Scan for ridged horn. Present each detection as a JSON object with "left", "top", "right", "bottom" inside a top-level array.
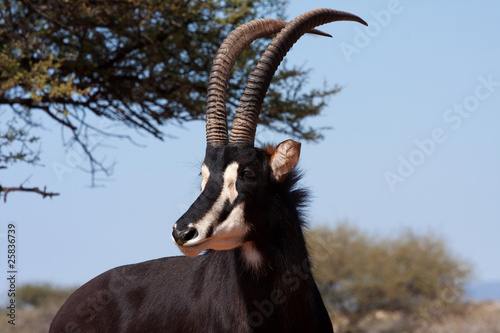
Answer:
[
  {"left": 229, "top": 8, "right": 367, "bottom": 145},
  {"left": 206, "top": 19, "right": 289, "bottom": 146},
  {"left": 205, "top": 19, "right": 333, "bottom": 146}
]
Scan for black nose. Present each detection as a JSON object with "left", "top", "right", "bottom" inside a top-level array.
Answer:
[{"left": 172, "top": 227, "right": 198, "bottom": 246}]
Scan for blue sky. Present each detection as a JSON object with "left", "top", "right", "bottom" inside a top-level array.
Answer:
[{"left": 1, "top": 0, "right": 499, "bottom": 293}]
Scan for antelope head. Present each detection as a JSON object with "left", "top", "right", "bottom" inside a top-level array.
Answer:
[{"left": 172, "top": 9, "right": 367, "bottom": 259}]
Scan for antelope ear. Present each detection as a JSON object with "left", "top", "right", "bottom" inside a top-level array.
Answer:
[{"left": 270, "top": 140, "right": 301, "bottom": 183}]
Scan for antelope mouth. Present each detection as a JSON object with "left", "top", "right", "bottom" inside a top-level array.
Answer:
[
  {"left": 176, "top": 238, "right": 210, "bottom": 257},
  {"left": 176, "top": 234, "right": 246, "bottom": 257}
]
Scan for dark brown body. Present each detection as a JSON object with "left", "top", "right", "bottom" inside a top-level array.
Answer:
[{"left": 51, "top": 245, "right": 332, "bottom": 332}]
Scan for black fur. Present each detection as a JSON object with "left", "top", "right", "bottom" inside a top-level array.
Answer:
[{"left": 50, "top": 144, "right": 333, "bottom": 333}]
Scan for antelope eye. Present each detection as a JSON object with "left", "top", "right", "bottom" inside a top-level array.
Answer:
[{"left": 241, "top": 168, "right": 255, "bottom": 179}]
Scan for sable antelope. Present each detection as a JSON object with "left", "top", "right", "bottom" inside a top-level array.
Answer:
[{"left": 50, "top": 8, "right": 366, "bottom": 333}]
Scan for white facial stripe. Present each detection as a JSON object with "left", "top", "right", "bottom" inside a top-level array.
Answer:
[
  {"left": 180, "top": 162, "right": 246, "bottom": 253},
  {"left": 222, "top": 162, "right": 239, "bottom": 204},
  {"left": 211, "top": 202, "right": 245, "bottom": 238},
  {"left": 201, "top": 164, "right": 210, "bottom": 192}
]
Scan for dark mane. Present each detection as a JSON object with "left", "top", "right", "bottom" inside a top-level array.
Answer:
[{"left": 284, "top": 168, "right": 310, "bottom": 222}]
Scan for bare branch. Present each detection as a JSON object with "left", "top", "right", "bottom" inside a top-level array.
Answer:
[{"left": 0, "top": 185, "right": 59, "bottom": 202}]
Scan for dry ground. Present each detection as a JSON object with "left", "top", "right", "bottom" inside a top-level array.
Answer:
[
  {"left": 1, "top": 299, "right": 499, "bottom": 332},
  {"left": 343, "top": 301, "right": 500, "bottom": 333}
]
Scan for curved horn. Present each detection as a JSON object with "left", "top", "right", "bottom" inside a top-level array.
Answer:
[
  {"left": 206, "top": 19, "right": 332, "bottom": 146},
  {"left": 229, "top": 9, "right": 367, "bottom": 145},
  {"left": 206, "top": 19, "right": 289, "bottom": 146}
]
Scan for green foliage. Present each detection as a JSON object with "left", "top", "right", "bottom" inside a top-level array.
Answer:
[
  {"left": 307, "top": 223, "right": 472, "bottom": 332},
  {"left": 0, "top": 115, "right": 40, "bottom": 165},
  {"left": 16, "top": 284, "right": 75, "bottom": 307},
  {"left": 0, "top": 0, "right": 337, "bottom": 197}
]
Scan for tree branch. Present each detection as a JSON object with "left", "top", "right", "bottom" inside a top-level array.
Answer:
[
  {"left": 0, "top": 185, "right": 59, "bottom": 202},
  {"left": 21, "top": 0, "right": 75, "bottom": 34}
]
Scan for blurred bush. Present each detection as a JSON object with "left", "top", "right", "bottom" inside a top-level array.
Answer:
[
  {"left": 0, "top": 284, "right": 75, "bottom": 333},
  {"left": 17, "top": 284, "right": 75, "bottom": 307},
  {"left": 307, "top": 223, "right": 472, "bottom": 332}
]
